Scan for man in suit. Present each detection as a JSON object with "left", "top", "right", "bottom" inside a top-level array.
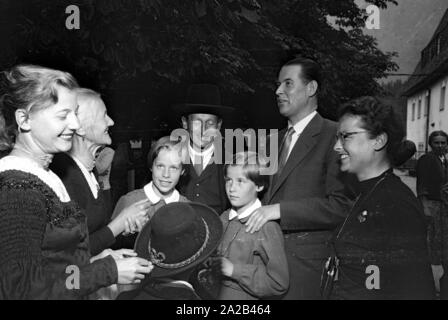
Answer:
[
  {"left": 175, "top": 84, "right": 232, "bottom": 214},
  {"left": 246, "top": 57, "right": 353, "bottom": 299}
]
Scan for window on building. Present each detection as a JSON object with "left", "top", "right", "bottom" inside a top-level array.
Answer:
[
  {"left": 418, "top": 142, "right": 424, "bottom": 152},
  {"left": 412, "top": 102, "right": 415, "bottom": 121},
  {"left": 418, "top": 99, "right": 422, "bottom": 119},
  {"left": 418, "top": 142, "right": 425, "bottom": 158},
  {"left": 441, "top": 84, "right": 446, "bottom": 111}
]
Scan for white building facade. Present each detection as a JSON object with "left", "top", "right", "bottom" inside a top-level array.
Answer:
[
  {"left": 406, "top": 77, "right": 448, "bottom": 156},
  {"left": 404, "top": 9, "right": 448, "bottom": 158}
]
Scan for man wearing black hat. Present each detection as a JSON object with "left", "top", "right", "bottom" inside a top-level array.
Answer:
[{"left": 174, "top": 84, "right": 233, "bottom": 215}]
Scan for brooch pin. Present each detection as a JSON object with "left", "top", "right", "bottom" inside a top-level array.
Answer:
[{"left": 358, "top": 210, "right": 368, "bottom": 223}]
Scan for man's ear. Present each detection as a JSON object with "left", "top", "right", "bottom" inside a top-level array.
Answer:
[
  {"left": 374, "top": 132, "right": 388, "bottom": 151},
  {"left": 181, "top": 116, "right": 188, "bottom": 130},
  {"left": 306, "top": 80, "right": 318, "bottom": 97},
  {"left": 217, "top": 118, "right": 222, "bottom": 131},
  {"left": 15, "top": 109, "right": 31, "bottom": 132}
]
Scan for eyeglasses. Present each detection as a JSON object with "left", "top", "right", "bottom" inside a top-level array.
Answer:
[{"left": 335, "top": 131, "right": 368, "bottom": 144}]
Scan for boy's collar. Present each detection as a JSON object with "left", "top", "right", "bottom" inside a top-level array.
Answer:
[
  {"left": 229, "top": 199, "right": 262, "bottom": 221},
  {"left": 144, "top": 181, "right": 180, "bottom": 204}
]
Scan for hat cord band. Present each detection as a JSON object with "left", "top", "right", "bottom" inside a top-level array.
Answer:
[{"left": 149, "top": 218, "right": 210, "bottom": 269}]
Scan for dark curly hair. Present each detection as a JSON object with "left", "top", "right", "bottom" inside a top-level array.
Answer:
[
  {"left": 0, "top": 64, "right": 78, "bottom": 155},
  {"left": 338, "top": 96, "right": 406, "bottom": 165}
]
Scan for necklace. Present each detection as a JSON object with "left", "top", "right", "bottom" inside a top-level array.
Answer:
[
  {"left": 334, "top": 173, "right": 389, "bottom": 240},
  {"left": 321, "top": 172, "right": 390, "bottom": 298}
]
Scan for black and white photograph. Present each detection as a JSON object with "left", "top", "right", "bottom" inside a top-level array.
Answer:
[{"left": 1, "top": 0, "right": 448, "bottom": 304}]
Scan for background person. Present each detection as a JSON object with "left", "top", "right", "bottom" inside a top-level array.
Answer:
[
  {"left": 95, "top": 145, "right": 115, "bottom": 214},
  {"left": 416, "top": 130, "right": 448, "bottom": 293}
]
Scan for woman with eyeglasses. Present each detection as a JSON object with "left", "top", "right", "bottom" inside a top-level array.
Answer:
[{"left": 323, "top": 96, "right": 435, "bottom": 300}]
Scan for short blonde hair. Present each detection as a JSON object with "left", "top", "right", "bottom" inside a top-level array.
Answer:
[
  {"left": 76, "top": 88, "right": 103, "bottom": 128},
  {"left": 0, "top": 64, "right": 78, "bottom": 152},
  {"left": 148, "top": 136, "right": 186, "bottom": 169}
]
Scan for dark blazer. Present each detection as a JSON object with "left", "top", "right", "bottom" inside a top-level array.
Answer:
[
  {"left": 265, "top": 113, "right": 354, "bottom": 299},
  {"left": 178, "top": 162, "right": 229, "bottom": 214},
  {"left": 50, "top": 153, "right": 115, "bottom": 256},
  {"left": 416, "top": 152, "right": 447, "bottom": 201}
]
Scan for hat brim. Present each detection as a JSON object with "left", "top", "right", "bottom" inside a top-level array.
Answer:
[
  {"left": 172, "top": 103, "right": 236, "bottom": 119},
  {"left": 134, "top": 202, "right": 223, "bottom": 279}
]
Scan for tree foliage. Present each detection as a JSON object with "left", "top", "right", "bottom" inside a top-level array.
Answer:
[{"left": 0, "top": 0, "right": 399, "bottom": 123}]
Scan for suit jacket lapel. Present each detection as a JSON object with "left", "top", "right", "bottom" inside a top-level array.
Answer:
[{"left": 268, "top": 114, "right": 323, "bottom": 202}]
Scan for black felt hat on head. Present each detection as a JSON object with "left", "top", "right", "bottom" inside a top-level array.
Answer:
[
  {"left": 134, "top": 202, "right": 223, "bottom": 278},
  {"left": 172, "top": 84, "right": 236, "bottom": 119}
]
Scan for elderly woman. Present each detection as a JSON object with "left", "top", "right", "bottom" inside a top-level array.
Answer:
[
  {"left": 0, "top": 65, "right": 152, "bottom": 299},
  {"left": 322, "top": 96, "right": 435, "bottom": 299},
  {"left": 50, "top": 88, "right": 150, "bottom": 255}
]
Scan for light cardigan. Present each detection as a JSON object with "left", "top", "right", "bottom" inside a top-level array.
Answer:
[{"left": 0, "top": 155, "right": 70, "bottom": 202}]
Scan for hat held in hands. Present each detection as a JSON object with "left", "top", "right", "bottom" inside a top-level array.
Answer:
[{"left": 134, "top": 202, "right": 223, "bottom": 278}]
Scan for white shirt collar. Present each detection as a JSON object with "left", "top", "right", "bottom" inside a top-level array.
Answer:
[
  {"left": 229, "top": 199, "right": 262, "bottom": 221},
  {"left": 143, "top": 181, "right": 180, "bottom": 204},
  {"left": 289, "top": 110, "right": 317, "bottom": 135},
  {"left": 0, "top": 155, "right": 71, "bottom": 202},
  {"left": 70, "top": 154, "right": 99, "bottom": 199},
  {"left": 188, "top": 143, "right": 215, "bottom": 169}
]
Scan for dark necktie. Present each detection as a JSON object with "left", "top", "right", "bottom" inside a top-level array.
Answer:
[{"left": 277, "top": 127, "right": 295, "bottom": 175}]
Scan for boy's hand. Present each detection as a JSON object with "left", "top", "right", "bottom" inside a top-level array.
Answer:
[
  {"left": 245, "top": 204, "right": 280, "bottom": 233},
  {"left": 221, "top": 257, "right": 234, "bottom": 277}
]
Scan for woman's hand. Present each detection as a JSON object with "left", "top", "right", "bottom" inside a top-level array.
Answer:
[
  {"left": 123, "top": 215, "right": 149, "bottom": 235},
  {"left": 220, "top": 257, "right": 234, "bottom": 277},
  {"left": 90, "top": 249, "right": 138, "bottom": 263},
  {"left": 114, "top": 257, "right": 153, "bottom": 284},
  {"left": 108, "top": 199, "right": 151, "bottom": 237}
]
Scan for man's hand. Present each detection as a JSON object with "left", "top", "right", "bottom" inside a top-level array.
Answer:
[{"left": 245, "top": 204, "right": 281, "bottom": 233}]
